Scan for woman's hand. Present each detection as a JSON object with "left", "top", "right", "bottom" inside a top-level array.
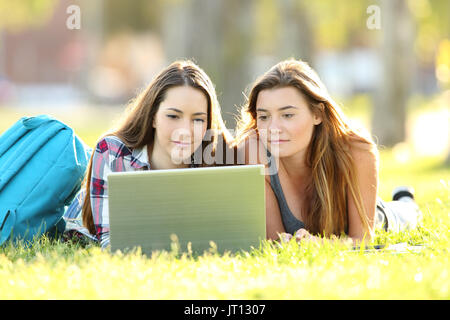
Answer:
[
  {"left": 294, "top": 228, "right": 321, "bottom": 242},
  {"left": 277, "top": 229, "right": 321, "bottom": 243},
  {"left": 278, "top": 232, "right": 293, "bottom": 242},
  {"left": 278, "top": 229, "right": 354, "bottom": 247}
]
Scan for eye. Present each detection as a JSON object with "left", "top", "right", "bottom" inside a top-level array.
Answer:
[
  {"left": 166, "top": 114, "right": 179, "bottom": 120},
  {"left": 193, "top": 118, "right": 205, "bottom": 123},
  {"left": 257, "top": 115, "right": 268, "bottom": 121},
  {"left": 282, "top": 113, "right": 294, "bottom": 119}
]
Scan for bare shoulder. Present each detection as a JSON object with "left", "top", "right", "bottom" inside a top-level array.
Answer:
[
  {"left": 348, "top": 139, "right": 379, "bottom": 170},
  {"left": 346, "top": 139, "right": 379, "bottom": 240}
]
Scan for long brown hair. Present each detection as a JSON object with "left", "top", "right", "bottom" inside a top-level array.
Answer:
[
  {"left": 234, "top": 59, "right": 377, "bottom": 237},
  {"left": 82, "top": 60, "right": 231, "bottom": 235}
]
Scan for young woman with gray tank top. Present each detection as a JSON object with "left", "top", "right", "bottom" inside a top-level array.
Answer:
[{"left": 233, "top": 59, "right": 422, "bottom": 245}]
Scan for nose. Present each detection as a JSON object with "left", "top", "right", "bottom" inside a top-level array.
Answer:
[
  {"left": 267, "top": 118, "right": 282, "bottom": 138},
  {"left": 172, "top": 119, "right": 192, "bottom": 142}
]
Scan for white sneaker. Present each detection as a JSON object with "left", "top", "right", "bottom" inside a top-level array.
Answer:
[{"left": 392, "top": 186, "right": 415, "bottom": 203}]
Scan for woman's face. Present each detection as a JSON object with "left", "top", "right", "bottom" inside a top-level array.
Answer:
[
  {"left": 153, "top": 85, "right": 208, "bottom": 165},
  {"left": 255, "top": 86, "right": 322, "bottom": 159}
]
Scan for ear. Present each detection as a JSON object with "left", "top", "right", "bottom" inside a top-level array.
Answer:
[
  {"left": 313, "top": 103, "right": 324, "bottom": 125},
  {"left": 313, "top": 113, "right": 322, "bottom": 125}
]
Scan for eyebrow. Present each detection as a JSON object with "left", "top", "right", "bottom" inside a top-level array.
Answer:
[
  {"left": 165, "top": 107, "right": 183, "bottom": 113},
  {"left": 256, "top": 105, "right": 299, "bottom": 112},
  {"left": 165, "top": 107, "right": 207, "bottom": 116}
]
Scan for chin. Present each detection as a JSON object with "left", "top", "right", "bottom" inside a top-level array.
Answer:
[
  {"left": 270, "top": 146, "right": 305, "bottom": 160},
  {"left": 170, "top": 148, "right": 193, "bottom": 165},
  {"left": 271, "top": 150, "right": 291, "bottom": 159},
  {"left": 267, "top": 143, "right": 289, "bottom": 157}
]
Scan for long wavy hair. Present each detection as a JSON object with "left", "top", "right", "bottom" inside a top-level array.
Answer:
[
  {"left": 82, "top": 60, "right": 232, "bottom": 235},
  {"left": 234, "top": 59, "right": 377, "bottom": 237}
]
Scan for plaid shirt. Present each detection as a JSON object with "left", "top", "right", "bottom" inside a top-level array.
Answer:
[{"left": 64, "top": 135, "right": 150, "bottom": 248}]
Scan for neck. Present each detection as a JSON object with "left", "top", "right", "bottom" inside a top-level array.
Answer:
[
  {"left": 278, "top": 149, "right": 311, "bottom": 181},
  {"left": 149, "top": 144, "right": 190, "bottom": 170}
]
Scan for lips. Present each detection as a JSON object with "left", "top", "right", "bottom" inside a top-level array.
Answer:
[
  {"left": 172, "top": 141, "right": 192, "bottom": 147},
  {"left": 268, "top": 139, "right": 289, "bottom": 144}
]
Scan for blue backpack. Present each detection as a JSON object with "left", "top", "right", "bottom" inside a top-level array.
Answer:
[{"left": 0, "top": 115, "right": 92, "bottom": 245}]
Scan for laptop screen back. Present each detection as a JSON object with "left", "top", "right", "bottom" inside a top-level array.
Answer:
[{"left": 108, "top": 165, "right": 266, "bottom": 255}]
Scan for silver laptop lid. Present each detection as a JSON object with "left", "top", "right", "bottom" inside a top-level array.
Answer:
[{"left": 108, "top": 165, "right": 266, "bottom": 255}]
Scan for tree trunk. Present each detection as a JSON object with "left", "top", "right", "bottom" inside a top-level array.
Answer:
[
  {"left": 162, "top": 0, "right": 253, "bottom": 130},
  {"left": 79, "top": 0, "right": 104, "bottom": 99},
  {"left": 277, "top": 0, "right": 314, "bottom": 63},
  {"left": 372, "top": 0, "right": 415, "bottom": 147},
  {"left": 219, "top": 0, "right": 254, "bottom": 130}
]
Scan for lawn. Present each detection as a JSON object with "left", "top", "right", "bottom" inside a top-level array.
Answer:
[{"left": 0, "top": 103, "right": 449, "bottom": 299}]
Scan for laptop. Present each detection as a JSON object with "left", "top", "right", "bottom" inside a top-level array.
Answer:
[{"left": 108, "top": 165, "right": 266, "bottom": 255}]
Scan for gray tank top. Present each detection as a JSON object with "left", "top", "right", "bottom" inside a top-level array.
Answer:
[
  {"left": 267, "top": 151, "right": 389, "bottom": 236},
  {"left": 267, "top": 151, "right": 306, "bottom": 235}
]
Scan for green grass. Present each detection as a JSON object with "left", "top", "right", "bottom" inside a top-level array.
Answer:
[{"left": 0, "top": 104, "right": 449, "bottom": 299}]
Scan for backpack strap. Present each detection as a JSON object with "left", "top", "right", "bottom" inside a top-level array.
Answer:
[{"left": 0, "top": 209, "right": 16, "bottom": 245}]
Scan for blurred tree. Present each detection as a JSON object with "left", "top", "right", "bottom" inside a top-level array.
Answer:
[
  {"left": 371, "top": 0, "right": 449, "bottom": 147},
  {"left": 93, "top": 0, "right": 450, "bottom": 137},
  {"left": 161, "top": 0, "right": 254, "bottom": 128},
  {"left": 305, "top": 0, "right": 448, "bottom": 149},
  {"left": 276, "top": 0, "right": 314, "bottom": 62},
  {"left": 0, "top": 0, "right": 59, "bottom": 77},
  {"left": 308, "top": 0, "right": 373, "bottom": 50},
  {"left": 410, "top": 0, "right": 450, "bottom": 67},
  {"left": 0, "top": 0, "right": 58, "bottom": 32},
  {"left": 220, "top": 0, "right": 254, "bottom": 127},
  {"left": 253, "top": 0, "right": 315, "bottom": 61},
  {"left": 372, "top": 0, "right": 416, "bottom": 147},
  {"left": 103, "top": 0, "right": 165, "bottom": 38},
  {"left": 254, "top": 0, "right": 279, "bottom": 55}
]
